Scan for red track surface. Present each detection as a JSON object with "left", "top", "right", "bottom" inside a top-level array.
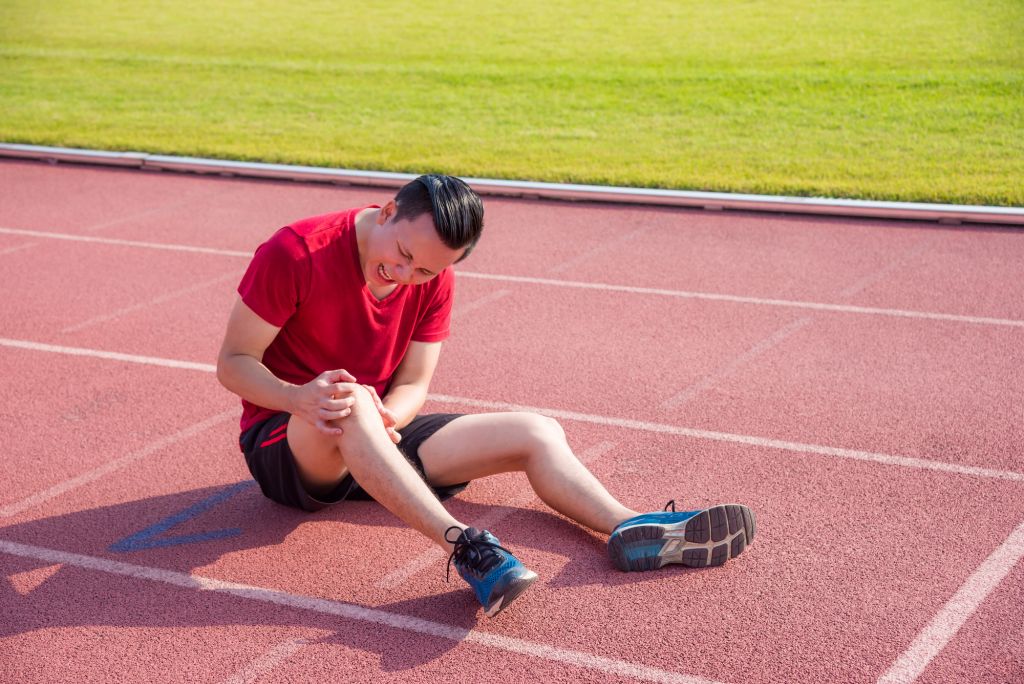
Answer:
[{"left": 1, "top": 159, "right": 1022, "bottom": 684}]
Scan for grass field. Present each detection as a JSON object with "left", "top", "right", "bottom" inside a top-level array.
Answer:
[{"left": 1, "top": 1, "right": 1022, "bottom": 205}]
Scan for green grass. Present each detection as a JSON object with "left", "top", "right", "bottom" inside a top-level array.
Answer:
[{"left": 1, "top": 1, "right": 1022, "bottom": 205}]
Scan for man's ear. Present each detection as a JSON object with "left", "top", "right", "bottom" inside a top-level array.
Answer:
[{"left": 377, "top": 200, "right": 398, "bottom": 225}]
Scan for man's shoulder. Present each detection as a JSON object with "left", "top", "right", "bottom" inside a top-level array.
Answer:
[
  {"left": 286, "top": 209, "right": 352, "bottom": 238},
  {"left": 258, "top": 209, "right": 355, "bottom": 262}
]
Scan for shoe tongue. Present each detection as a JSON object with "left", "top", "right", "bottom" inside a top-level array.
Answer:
[{"left": 463, "top": 527, "right": 482, "bottom": 540}]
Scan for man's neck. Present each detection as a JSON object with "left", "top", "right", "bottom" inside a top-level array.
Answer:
[{"left": 353, "top": 207, "right": 382, "bottom": 272}]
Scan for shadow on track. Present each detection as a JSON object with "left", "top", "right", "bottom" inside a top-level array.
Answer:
[{"left": 0, "top": 480, "right": 704, "bottom": 667}]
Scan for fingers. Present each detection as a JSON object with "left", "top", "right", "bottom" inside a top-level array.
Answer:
[
  {"left": 362, "top": 385, "right": 398, "bottom": 427},
  {"left": 322, "top": 369, "right": 357, "bottom": 383},
  {"left": 362, "top": 384, "right": 385, "bottom": 409},
  {"left": 387, "top": 427, "right": 402, "bottom": 444},
  {"left": 321, "top": 396, "right": 356, "bottom": 412},
  {"left": 325, "top": 382, "right": 364, "bottom": 399},
  {"left": 315, "top": 419, "right": 344, "bottom": 436},
  {"left": 317, "top": 406, "right": 352, "bottom": 422}
]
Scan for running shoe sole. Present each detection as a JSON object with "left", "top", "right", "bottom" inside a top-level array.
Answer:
[
  {"left": 608, "top": 504, "right": 756, "bottom": 572},
  {"left": 484, "top": 567, "right": 539, "bottom": 617}
]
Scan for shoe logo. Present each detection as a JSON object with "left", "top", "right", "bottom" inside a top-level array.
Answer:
[
  {"left": 661, "top": 540, "right": 683, "bottom": 554},
  {"left": 662, "top": 530, "right": 691, "bottom": 539}
]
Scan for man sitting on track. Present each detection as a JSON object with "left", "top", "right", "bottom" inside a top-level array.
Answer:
[{"left": 216, "top": 174, "right": 756, "bottom": 617}]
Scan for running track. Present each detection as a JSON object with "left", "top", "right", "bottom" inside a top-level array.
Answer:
[{"left": 1, "top": 159, "right": 1022, "bottom": 684}]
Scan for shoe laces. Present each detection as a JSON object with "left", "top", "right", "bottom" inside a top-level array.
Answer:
[
  {"left": 445, "top": 526, "right": 512, "bottom": 582},
  {"left": 664, "top": 500, "right": 677, "bottom": 512}
]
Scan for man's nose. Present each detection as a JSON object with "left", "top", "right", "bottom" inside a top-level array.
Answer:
[{"left": 394, "top": 263, "right": 412, "bottom": 284}]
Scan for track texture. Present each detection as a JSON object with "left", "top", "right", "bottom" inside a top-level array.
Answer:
[{"left": 1, "top": 159, "right": 1023, "bottom": 684}]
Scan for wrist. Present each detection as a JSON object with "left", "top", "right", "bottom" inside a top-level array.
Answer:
[{"left": 283, "top": 383, "right": 300, "bottom": 415}]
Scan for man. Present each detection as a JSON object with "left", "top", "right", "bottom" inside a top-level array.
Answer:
[{"left": 217, "top": 174, "right": 755, "bottom": 617}]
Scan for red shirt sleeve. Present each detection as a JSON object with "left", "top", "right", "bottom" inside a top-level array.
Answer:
[
  {"left": 237, "top": 227, "right": 310, "bottom": 327},
  {"left": 412, "top": 268, "right": 455, "bottom": 342}
]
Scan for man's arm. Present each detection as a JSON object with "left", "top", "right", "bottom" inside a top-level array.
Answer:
[
  {"left": 216, "top": 296, "right": 358, "bottom": 434},
  {"left": 382, "top": 340, "right": 444, "bottom": 430}
]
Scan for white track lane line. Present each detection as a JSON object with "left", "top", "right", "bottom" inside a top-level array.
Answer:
[
  {"left": 0, "top": 226, "right": 250, "bottom": 257},
  {"left": 660, "top": 238, "right": 935, "bottom": 410},
  {"left": 0, "top": 337, "right": 217, "bottom": 372},
  {"left": 428, "top": 394, "right": 1024, "bottom": 483},
  {"left": 548, "top": 223, "right": 651, "bottom": 275},
  {"left": 661, "top": 317, "right": 813, "bottom": 409},
  {"left": 0, "top": 410, "right": 236, "bottom": 518},
  {"left": 2, "top": 226, "right": 1021, "bottom": 328},
  {"left": 876, "top": 519, "right": 1024, "bottom": 684},
  {"left": 0, "top": 540, "right": 727, "bottom": 684},
  {"left": 2, "top": 337, "right": 1021, "bottom": 483},
  {"left": 451, "top": 288, "right": 511, "bottom": 320},
  {"left": 377, "top": 440, "right": 618, "bottom": 590},
  {"left": 458, "top": 272, "right": 1024, "bottom": 328},
  {"left": 0, "top": 241, "right": 37, "bottom": 256},
  {"left": 61, "top": 269, "right": 243, "bottom": 333},
  {"left": 221, "top": 638, "right": 309, "bottom": 684}
]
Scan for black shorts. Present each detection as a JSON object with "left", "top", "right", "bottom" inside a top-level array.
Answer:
[{"left": 239, "top": 412, "right": 469, "bottom": 512}]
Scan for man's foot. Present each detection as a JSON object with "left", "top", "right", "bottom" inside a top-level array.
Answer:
[
  {"left": 446, "top": 526, "right": 538, "bottom": 617},
  {"left": 607, "top": 501, "right": 756, "bottom": 571}
]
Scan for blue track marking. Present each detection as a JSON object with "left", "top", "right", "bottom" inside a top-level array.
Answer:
[{"left": 109, "top": 481, "right": 256, "bottom": 553}]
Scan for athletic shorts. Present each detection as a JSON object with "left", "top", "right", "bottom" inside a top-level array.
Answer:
[{"left": 239, "top": 412, "right": 469, "bottom": 512}]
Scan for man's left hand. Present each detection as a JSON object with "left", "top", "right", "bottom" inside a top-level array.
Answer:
[{"left": 362, "top": 384, "right": 401, "bottom": 444}]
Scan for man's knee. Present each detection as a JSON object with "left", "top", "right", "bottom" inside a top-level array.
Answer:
[
  {"left": 516, "top": 413, "right": 567, "bottom": 452},
  {"left": 328, "top": 383, "right": 385, "bottom": 433}
]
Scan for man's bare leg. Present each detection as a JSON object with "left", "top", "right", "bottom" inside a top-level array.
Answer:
[
  {"left": 417, "top": 411, "right": 757, "bottom": 572},
  {"left": 417, "top": 412, "right": 639, "bottom": 534},
  {"left": 287, "top": 389, "right": 539, "bottom": 615},
  {"left": 286, "top": 384, "right": 464, "bottom": 551}
]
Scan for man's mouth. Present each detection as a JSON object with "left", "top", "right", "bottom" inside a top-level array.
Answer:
[{"left": 378, "top": 264, "right": 395, "bottom": 283}]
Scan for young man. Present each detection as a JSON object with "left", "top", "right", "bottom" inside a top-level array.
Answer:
[{"left": 217, "top": 174, "right": 756, "bottom": 617}]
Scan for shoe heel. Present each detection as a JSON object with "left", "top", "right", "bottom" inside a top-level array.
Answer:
[
  {"left": 608, "top": 525, "right": 667, "bottom": 572},
  {"left": 485, "top": 568, "right": 538, "bottom": 617}
]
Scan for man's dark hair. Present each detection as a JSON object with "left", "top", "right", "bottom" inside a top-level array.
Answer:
[{"left": 392, "top": 174, "right": 484, "bottom": 263}]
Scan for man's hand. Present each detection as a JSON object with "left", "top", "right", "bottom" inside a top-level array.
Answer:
[
  {"left": 363, "top": 384, "right": 402, "bottom": 444},
  {"left": 288, "top": 369, "right": 360, "bottom": 435}
]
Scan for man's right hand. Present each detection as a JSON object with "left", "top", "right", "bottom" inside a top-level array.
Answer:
[{"left": 288, "top": 369, "right": 360, "bottom": 435}]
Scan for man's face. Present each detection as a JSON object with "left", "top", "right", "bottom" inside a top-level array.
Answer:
[{"left": 365, "top": 202, "right": 465, "bottom": 288}]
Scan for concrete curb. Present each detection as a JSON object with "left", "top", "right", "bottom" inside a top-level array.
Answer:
[{"left": 2, "top": 143, "right": 1022, "bottom": 226}]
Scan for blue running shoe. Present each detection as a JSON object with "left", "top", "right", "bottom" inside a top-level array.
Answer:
[
  {"left": 446, "top": 526, "right": 538, "bottom": 617},
  {"left": 607, "top": 501, "right": 756, "bottom": 571}
]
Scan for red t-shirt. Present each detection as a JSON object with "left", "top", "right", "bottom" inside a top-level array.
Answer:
[{"left": 235, "top": 206, "right": 454, "bottom": 433}]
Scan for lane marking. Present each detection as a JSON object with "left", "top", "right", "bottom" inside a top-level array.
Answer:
[
  {"left": 61, "top": 269, "right": 242, "bottom": 333},
  {"left": 0, "top": 410, "right": 235, "bottom": 518},
  {"left": 0, "top": 241, "right": 36, "bottom": 256},
  {"left": 451, "top": 288, "right": 511, "bottom": 320},
  {"left": 838, "top": 237, "right": 935, "bottom": 299},
  {"left": 662, "top": 238, "right": 934, "bottom": 409},
  {"left": 661, "top": 317, "right": 812, "bottom": 409},
  {"left": 428, "top": 395, "right": 1024, "bottom": 483},
  {"left": 457, "top": 272, "right": 1024, "bottom": 328},
  {"left": 2, "top": 336, "right": 1022, "bottom": 483},
  {"left": 378, "top": 440, "right": 618, "bottom": 590},
  {"left": 0, "top": 337, "right": 217, "bottom": 372},
  {"left": 221, "top": 638, "right": 308, "bottom": 684},
  {"left": 0, "top": 540, "right": 728, "bottom": 684},
  {"left": 3, "top": 226, "right": 1021, "bottom": 328},
  {"left": 0, "top": 226, "right": 250, "bottom": 257},
  {"left": 548, "top": 224, "right": 651, "bottom": 274},
  {"left": 876, "top": 519, "right": 1024, "bottom": 684},
  {"left": 109, "top": 481, "right": 256, "bottom": 552},
  {"left": 82, "top": 188, "right": 227, "bottom": 234}
]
